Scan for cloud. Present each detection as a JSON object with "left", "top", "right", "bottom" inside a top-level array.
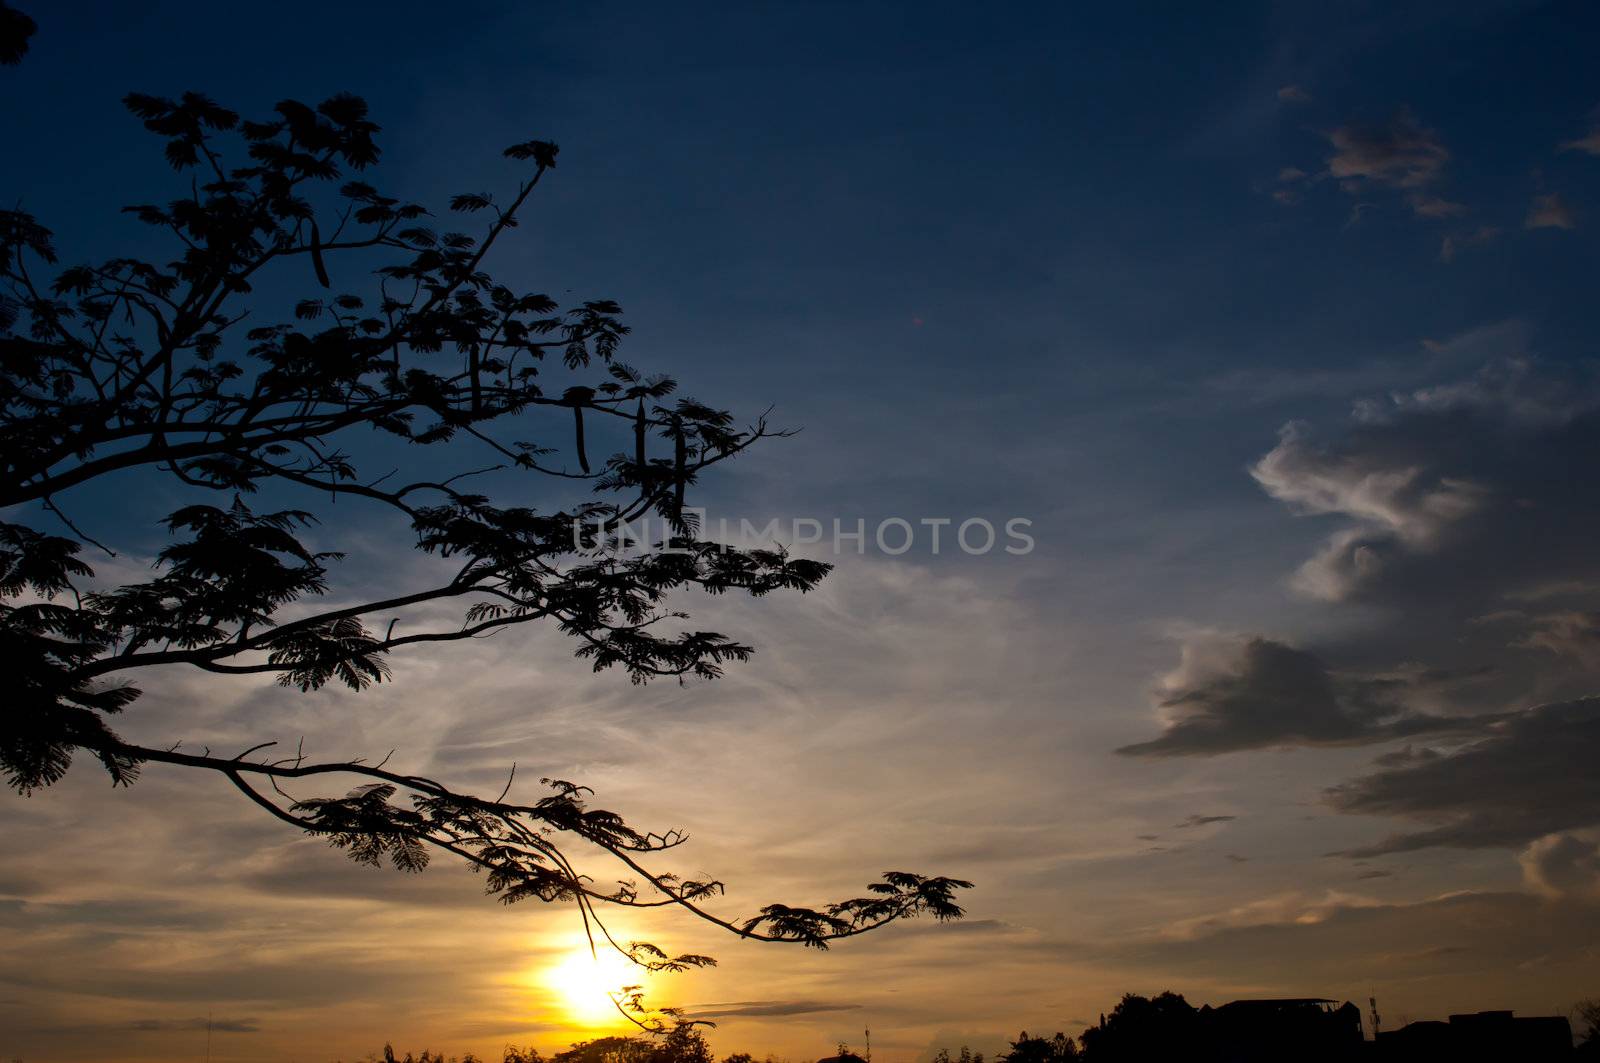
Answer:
[
  {"left": 688, "top": 1000, "right": 863, "bottom": 1019},
  {"left": 1277, "top": 85, "right": 1310, "bottom": 104},
  {"left": 1175, "top": 815, "right": 1236, "bottom": 829},
  {"left": 1439, "top": 226, "right": 1499, "bottom": 263},
  {"left": 1410, "top": 194, "right": 1467, "bottom": 218},
  {"left": 1326, "top": 111, "right": 1449, "bottom": 191},
  {"left": 1559, "top": 126, "right": 1600, "bottom": 155},
  {"left": 1251, "top": 356, "right": 1600, "bottom": 604},
  {"left": 1117, "top": 636, "right": 1486, "bottom": 757},
  {"left": 1520, "top": 831, "right": 1600, "bottom": 898},
  {"left": 1325, "top": 697, "right": 1600, "bottom": 855},
  {"left": 1097, "top": 888, "right": 1600, "bottom": 998},
  {"left": 1513, "top": 611, "right": 1600, "bottom": 668},
  {"left": 128, "top": 1016, "right": 261, "bottom": 1033},
  {"left": 1252, "top": 420, "right": 1486, "bottom": 602},
  {"left": 1526, "top": 192, "right": 1575, "bottom": 230}
]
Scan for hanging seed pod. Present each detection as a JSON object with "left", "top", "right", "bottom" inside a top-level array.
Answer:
[
  {"left": 309, "top": 219, "right": 331, "bottom": 289},
  {"left": 563, "top": 386, "right": 595, "bottom": 473},
  {"left": 634, "top": 400, "right": 647, "bottom": 475}
]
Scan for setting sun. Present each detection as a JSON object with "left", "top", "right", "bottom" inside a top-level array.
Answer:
[{"left": 545, "top": 945, "right": 645, "bottom": 1026}]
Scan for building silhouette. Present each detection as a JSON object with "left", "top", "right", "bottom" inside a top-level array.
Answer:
[{"left": 1373, "top": 1010, "right": 1574, "bottom": 1061}]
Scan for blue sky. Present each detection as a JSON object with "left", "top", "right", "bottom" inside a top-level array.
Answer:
[{"left": 5, "top": 2, "right": 1600, "bottom": 1060}]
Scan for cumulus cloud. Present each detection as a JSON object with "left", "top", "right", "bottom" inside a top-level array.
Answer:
[
  {"left": 1117, "top": 636, "right": 1484, "bottom": 757},
  {"left": 1277, "top": 85, "right": 1310, "bottom": 103},
  {"left": 1251, "top": 421, "right": 1483, "bottom": 600},
  {"left": 1526, "top": 191, "right": 1576, "bottom": 230},
  {"left": 1252, "top": 356, "right": 1600, "bottom": 604},
  {"left": 1325, "top": 698, "right": 1600, "bottom": 855},
  {"left": 1520, "top": 831, "right": 1600, "bottom": 898}
]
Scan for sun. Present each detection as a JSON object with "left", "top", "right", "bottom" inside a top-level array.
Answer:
[{"left": 544, "top": 945, "right": 642, "bottom": 1026}]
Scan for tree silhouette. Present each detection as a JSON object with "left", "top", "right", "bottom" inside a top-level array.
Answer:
[
  {"left": 1076, "top": 992, "right": 1200, "bottom": 1062},
  {"left": 0, "top": 77, "right": 969, "bottom": 1024},
  {"left": 999, "top": 1031, "right": 1079, "bottom": 1063},
  {"left": 0, "top": 1, "right": 35, "bottom": 65},
  {"left": 1576, "top": 997, "right": 1600, "bottom": 1043}
]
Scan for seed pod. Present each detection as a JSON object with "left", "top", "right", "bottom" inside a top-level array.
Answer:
[
  {"left": 562, "top": 386, "right": 595, "bottom": 474},
  {"left": 572, "top": 406, "right": 589, "bottom": 473},
  {"left": 309, "top": 220, "right": 331, "bottom": 289},
  {"left": 634, "top": 400, "right": 647, "bottom": 474}
]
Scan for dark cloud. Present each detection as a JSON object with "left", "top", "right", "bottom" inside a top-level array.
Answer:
[
  {"left": 1326, "top": 112, "right": 1449, "bottom": 191},
  {"left": 687, "top": 1000, "right": 862, "bottom": 1019},
  {"left": 1118, "top": 637, "right": 1486, "bottom": 757},
  {"left": 129, "top": 1017, "right": 260, "bottom": 1033},
  {"left": 1326, "top": 698, "right": 1600, "bottom": 855},
  {"left": 1094, "top": 889, "right": 1600, "bottom": 991},
  {"left": 1320, "top": 110, "right": 1471, "bottom": 220},
  {"left": 1277, "top": 85, "right": 1310, "bottom": 103},
  {"left": 1175, "top": 815, "right": 1236, "bottom": 829},
  {"left": 34, "top": 1016, "right": 260, "bottom": 1036}
]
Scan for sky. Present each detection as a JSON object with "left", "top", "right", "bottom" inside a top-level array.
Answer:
[{"left": 4, "top": 0, "right": 1600, "bottom": 1059}]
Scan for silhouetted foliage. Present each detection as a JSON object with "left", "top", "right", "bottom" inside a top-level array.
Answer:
[
  {"left": 1577, "top": 997, "right": 1600, "bottom": 1043},
  {"left": 1, "top": 73, "right": 969, "bottom": 1025},
  {"left": 551, "top": 1030, "right": 711, "bottom": 1063},
  {"left": 1076, "top": 992, "right": 1199, "bottom": 1062},
  {"left": 999, "top": 1031, "right": 1079, "bottom": 1063},
  {"left": 932, "top": 1047, "right": 985, "bottom": 1063},
  {"left": 0, "top": 1, "right": 34, "bottom": 65}
]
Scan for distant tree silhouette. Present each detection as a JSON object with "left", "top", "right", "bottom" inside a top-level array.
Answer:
[
  {"left": 552, "top": 1036, "right": 657, "bottom": 1063},
  {"left": 1077, "top": 992, "right": 1201, "bottom": 1062},
  {"left": 999, "top": 1031, "right": 1079, "bottom": 1063},
  {"left": 1577, "top": 997, "right": 1600, "bottom": 1043},
  {"left": 502, "top": 1050, "right": 546, "bottom": 1063},
  {"left": 0, "top": 79, "right": 968, "bottom": 1025},
  {"left": 931, "top": 1046, "right": 985, "bottom": 1063}
]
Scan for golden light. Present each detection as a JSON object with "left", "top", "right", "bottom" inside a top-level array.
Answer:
[{"left": 544, "top": 944, "right": 643, "bottom": 1026}]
